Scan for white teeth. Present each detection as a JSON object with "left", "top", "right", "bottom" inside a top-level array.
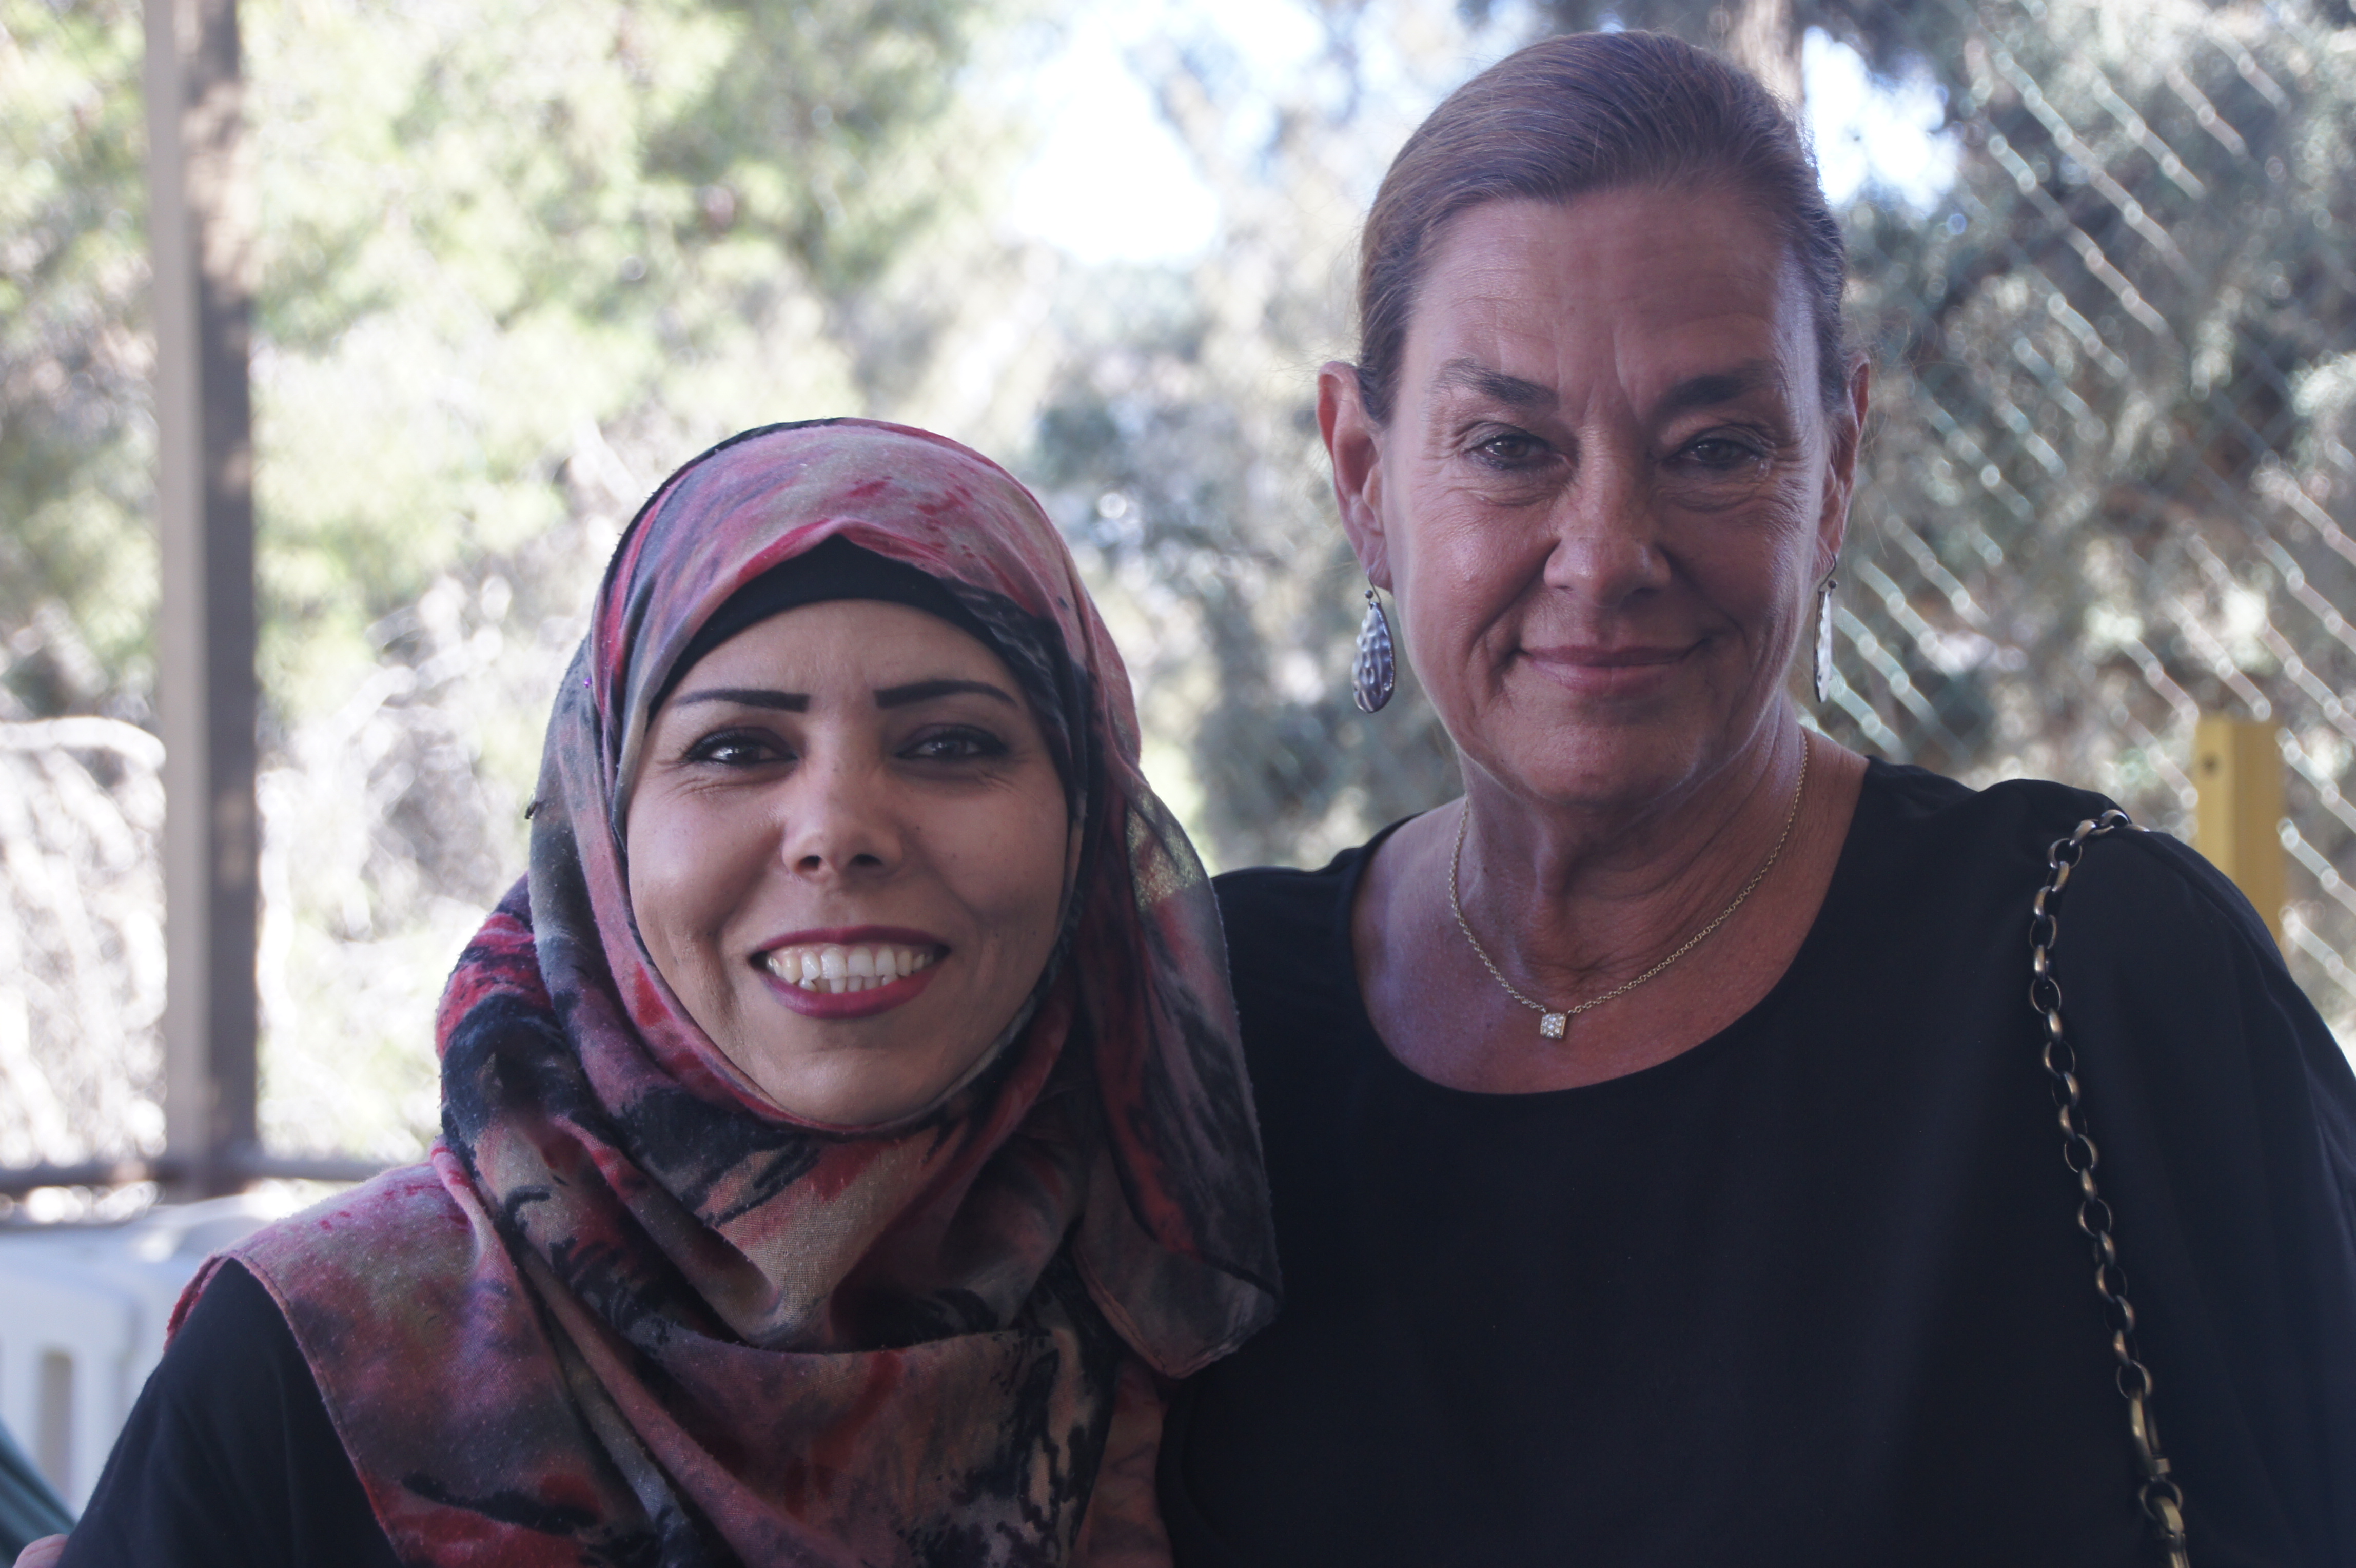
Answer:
[{"left": 762, "top": 943, "right": 939, "bottom": 996}]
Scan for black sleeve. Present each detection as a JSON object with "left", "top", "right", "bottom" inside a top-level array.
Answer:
[{"left": 55, "top": 1260, "right": 403, "bottom": 1568}]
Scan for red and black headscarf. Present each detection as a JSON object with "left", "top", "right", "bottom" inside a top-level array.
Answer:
[{"left": 198, "top": 420, "right": 1280, "bottom": 1566}]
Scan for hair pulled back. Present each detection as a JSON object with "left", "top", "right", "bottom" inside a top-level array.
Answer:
[{"left": 1354, "top": 30, "right": 1852, "bottom": 423}]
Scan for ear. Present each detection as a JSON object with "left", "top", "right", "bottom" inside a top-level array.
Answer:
[
  {"left": 1319, "top": 360, "right": 1392, "bottom": 591},
  {"left": 1816, "top": 354, "right": 1871, "bottom": 578}
]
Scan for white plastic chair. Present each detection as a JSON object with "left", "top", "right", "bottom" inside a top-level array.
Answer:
[{"left": 0, "top": 1196, "right": 291, "bottom": 1510}]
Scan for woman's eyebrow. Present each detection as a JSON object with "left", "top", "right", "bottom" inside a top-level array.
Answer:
[
  {"left": 1435, "top": 357, "right": 1555, "bottom": 407},
  {"left": 670, "top": 687, "right": 809, "bottom": 712},
  {"left": 1656, "top": 361, "right": 1780, "bottom": 416},
  {"left": 875, "top": 678, "right": 1018, "bottom": 709}
]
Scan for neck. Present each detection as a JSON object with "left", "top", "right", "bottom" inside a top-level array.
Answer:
[{"left": 1452, "top": 713, "right": 1815, "bottom": 1002}]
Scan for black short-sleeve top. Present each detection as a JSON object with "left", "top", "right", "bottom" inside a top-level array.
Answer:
[{"left": 1162, "top": 760, "right": 2356, "bottom": 1568}]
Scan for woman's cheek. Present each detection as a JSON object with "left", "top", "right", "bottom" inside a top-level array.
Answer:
[
  {"left": 1685, "top": 489, "right": 1815, "bottom": 616},
  {"left": 635, "top": 791, "right": 751, "bottom": 961},
  {"left": 983, "top": 801, "right": 1077, "bottom": 975}
]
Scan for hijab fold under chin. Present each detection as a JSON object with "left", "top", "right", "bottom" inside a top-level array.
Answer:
[{"left": 194, "top": 418, "right": 1280, "bottom": 1567}]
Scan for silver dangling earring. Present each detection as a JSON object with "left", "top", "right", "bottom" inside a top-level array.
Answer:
[
  {"left": 1352, "top": 586, "right": 1396, "bottom": 713},
  {"left": 1812, "top": 574, "right": 1839, "bottom": 706}
]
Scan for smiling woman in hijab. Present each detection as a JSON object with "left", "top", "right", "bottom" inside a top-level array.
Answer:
[{"left": 36, "top": 419, "right": 1279, "bottom": 1568}]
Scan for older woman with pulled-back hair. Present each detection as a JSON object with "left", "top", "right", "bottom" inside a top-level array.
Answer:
[{"left": 1160, "top": 31, "right": 2356, "bottom": 1568}]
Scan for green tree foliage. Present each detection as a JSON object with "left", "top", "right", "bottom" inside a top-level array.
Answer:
[
  {"left": 1, "top": 0, "right": 1039, "bottom": 1163},
  {"left": 0, "top": 1, "right": 152, "bottom": 720},
  {"left": 1025, "top": 12, "right": 1515, "bottom": 871},
  {"left": 2, "top": 0, "right": 1024, "bottom": 727},
  {"left": 245, "top": 0, "right": 1026, "bottom": 721}
]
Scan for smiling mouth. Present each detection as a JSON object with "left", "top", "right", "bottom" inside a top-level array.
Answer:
[
  {"left": 759, "top": 942, "right": 942, "bottom": 995},
  {"left": 1525, "top": 643, "right": 1697, "bottom": 666}
]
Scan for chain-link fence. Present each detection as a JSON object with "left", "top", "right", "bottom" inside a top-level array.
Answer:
[{"left": 1822, "top": 0, "right": 2356, "bottom": 1038}]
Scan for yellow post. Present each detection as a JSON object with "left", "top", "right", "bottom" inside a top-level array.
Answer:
[{"left": 2192, "top": 715, "right": 2285, "bottom": 944}]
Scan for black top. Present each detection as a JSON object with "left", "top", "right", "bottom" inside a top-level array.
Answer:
[
  {"left": 1163, "top": 762, "right": 2356, "bottom": 1568},
  {"left": 56, "top": 1261, "right": 400, "bottom": 1568}
]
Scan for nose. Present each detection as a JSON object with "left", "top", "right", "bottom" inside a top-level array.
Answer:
[
  {"left": 779, "top": 750, "right": 901, "bottom": 880},
  {"left": 1541, "top": 441, "right": 1667, "bottom": 609}
]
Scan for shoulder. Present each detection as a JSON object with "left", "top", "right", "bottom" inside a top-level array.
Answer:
[
  {"left": 146, "top": 1257, "right": 335, "bottom": 1459},
  {"left": 1867, "top": 760, "right": 2273, "bottom": 955},
  {"left": 1853, "top": 761, "right": 2349, "bottom": 1123},
  {"left": 223, "top": 1160, "right": 495, "bottom": 1378},
  {"left": 1846, "top": 759, "right": 2271, "bottom": 949},
  {"left": 1212, "top": 829, "right": 1390, "bottom": 1002},
  {"left": 1861, "top": 757, "right": 2112, "bottom": 857},
  {"left": 231, "top": 1161, "right": 477, "bottom": 1296},
  {"left": 1212, "top": 845, "right": 1367, "bottom": 942},
  {"left": 59, "top": 1261, "right": 398, "bottom": 1568},
  {"left": 1210, "top": 832, "right": 1392, "bottom": 1102},
  {"left": 159, "top": 1257, "right": 310, "bottom": 1398},
  {"left": 1833, "top": 761, "right": 2339, "bottom": 1138}
]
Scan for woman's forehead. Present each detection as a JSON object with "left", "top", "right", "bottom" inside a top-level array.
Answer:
[
  {"left": 680, "top": 600, "right": 1013, "bottom": 689},
  {"left": 1405, "top": 190, "right": 1815, "bottom": 403}
]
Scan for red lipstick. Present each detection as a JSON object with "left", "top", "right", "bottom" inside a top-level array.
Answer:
[{"left": 752, "top": 926, "right": 948, "bottom": 1021}]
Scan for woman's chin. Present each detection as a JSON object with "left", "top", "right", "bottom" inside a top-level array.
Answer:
[
  {"left": 1459, "top": 665, "right": 1780, "bottom": 808},
  {"left": 722, "top": 981, "right": 1010, "bottom": 1127},
  {"left": 1471, "top": 716, "right": 1724, "bottom": 807},
  {"left": 740, "top": 1046, "right": 965, "bottom": 1128}
]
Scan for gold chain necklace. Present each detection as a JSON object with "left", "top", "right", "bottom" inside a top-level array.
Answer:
[{"left": 1447, "top": 734, "right": 1811, "bottom": 1040}]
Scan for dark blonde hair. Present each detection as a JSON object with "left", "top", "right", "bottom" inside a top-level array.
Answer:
[{"left": 1354, "top": 31, "right": 1851, "bottom": 422}]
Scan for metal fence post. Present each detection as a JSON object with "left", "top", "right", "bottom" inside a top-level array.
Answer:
[
  {"left": 147, "top": 0, "right": 257, "bottom": 1198},
  {"left": 2193, "top": 715, "right": 2286, "bottom": 946}
]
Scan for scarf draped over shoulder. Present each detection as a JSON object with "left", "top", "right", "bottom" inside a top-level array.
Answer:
[{"left": 196, "top": 419, "right": 1280, "bottom": 1567}]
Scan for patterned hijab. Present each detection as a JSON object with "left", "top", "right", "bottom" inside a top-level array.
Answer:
[{"left": 202, "top": 419, "right": 1280, "bottom": 1566}]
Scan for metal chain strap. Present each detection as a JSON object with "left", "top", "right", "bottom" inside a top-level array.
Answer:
[{"left": 2028, "top": 810, "right": 2189, "bottom": 1568}]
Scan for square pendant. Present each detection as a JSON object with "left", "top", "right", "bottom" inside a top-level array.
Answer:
[{"left": 1539, "top": 1012, "right": 1567, "bottom": 1040}]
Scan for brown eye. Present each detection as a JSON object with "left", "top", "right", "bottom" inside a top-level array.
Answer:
[
  {"left": 1475, "top": 430, "right": 1549, "bottom": 467},
  {"left": 685, "top": 729, "right": 792, "bottom": 768},
  {"left": 1682, "top": 436, "right": 1763, "bottom": 470},
  {"left": 902, "top": 726, "right": 1008, "bottom": 763}
]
